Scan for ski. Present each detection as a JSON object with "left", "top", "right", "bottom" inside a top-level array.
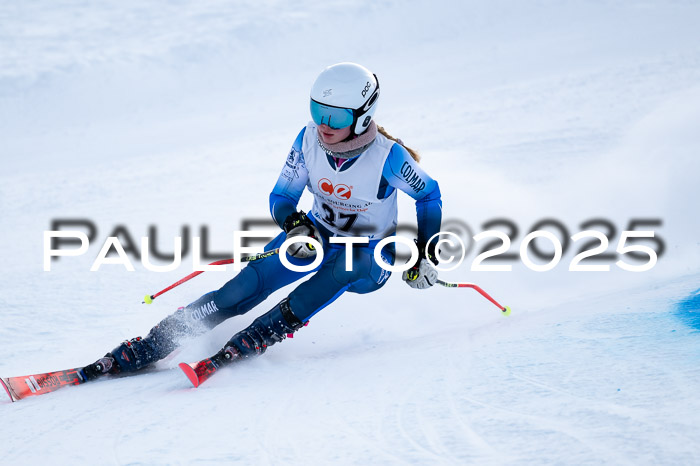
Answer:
[
  {"left": 1, "top": 362, "right": 168, "bottom": 402},
  {"left": 1, "top": 367, "right": 87, "bottom": 402},
  {"left": 178, "top": 347, "right": 242, "bottom": 388},
  {"left": 178, "top": 359, "right": 220, "bottom": 388}
]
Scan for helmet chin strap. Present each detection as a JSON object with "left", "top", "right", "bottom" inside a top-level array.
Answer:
[{"left": 316, "top": 121, "right": 378, "bottom": 159}]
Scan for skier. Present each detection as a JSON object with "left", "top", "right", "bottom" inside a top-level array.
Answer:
[{"left": 81, "top": 62, "right": 443, "bottom": 380}]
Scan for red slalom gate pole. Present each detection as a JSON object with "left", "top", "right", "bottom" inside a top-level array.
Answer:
[
  {"left": 142, "top": 249, "right": 280, "bottom": 304},
  {"left": 436, "top": 280, "right": 512, "bottom": 316}
]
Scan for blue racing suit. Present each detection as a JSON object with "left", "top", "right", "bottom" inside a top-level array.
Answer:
[
  {"left": 104, "top": 125, "right": 442, "bottom": 371},
  {"left": 188, "top": 125, "right": 442, "bottom": 326}
]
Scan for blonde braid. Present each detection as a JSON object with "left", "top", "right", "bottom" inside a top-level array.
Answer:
[{"left": 377, "top": 125, "right": 421, "bottom": 163}]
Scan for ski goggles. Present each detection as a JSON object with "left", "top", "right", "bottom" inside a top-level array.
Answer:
[{"left": 309, "top": 99, "right": 355, "bottom": 129}]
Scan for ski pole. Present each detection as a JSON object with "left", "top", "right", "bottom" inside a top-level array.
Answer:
[
  {"left": 436, "top": 280, "right": 512, "bottom": 316},
  {"left": 142, "top": 248, "right": 280, "bottom": 304}
]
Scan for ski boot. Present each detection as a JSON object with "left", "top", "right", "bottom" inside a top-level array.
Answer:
[
  {"left": 80, "top": 354, "right": 119, "bottom": 381},
  {"left": 208, "top": 297, "right": 304, "bottom": 368},
  {"left": 179, "top": 298, "right": 305, "bottom": 387},
  {"left": 226, "top": 297, "right": 304, "bottom": 358},
  {"left": 81, "top": 306, "right": 198, "bottom": 379}
]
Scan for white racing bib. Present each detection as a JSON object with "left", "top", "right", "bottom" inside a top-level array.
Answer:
[{"left": 302, "top": 123, "right": 398, "bottom": 239}]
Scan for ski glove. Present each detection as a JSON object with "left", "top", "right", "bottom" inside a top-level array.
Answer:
[
  {"left": 402, "top": 241, "right": 439, "bottom": 289},
  {"left": 282, "top": 211, "right": 321, "bottom": 259}
]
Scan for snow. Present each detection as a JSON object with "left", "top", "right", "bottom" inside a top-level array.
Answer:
[{"left": 2, "top": 1, "right": 700, "bottom": 464}]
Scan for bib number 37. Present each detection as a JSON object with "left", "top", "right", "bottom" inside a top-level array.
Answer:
[{"left": 321, "top": 203, "right": 358, "bottom": 232}]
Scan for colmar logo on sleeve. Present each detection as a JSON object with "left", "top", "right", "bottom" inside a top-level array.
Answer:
[{"left": 400, "top": 161, "right": 426, "bottom": 193}]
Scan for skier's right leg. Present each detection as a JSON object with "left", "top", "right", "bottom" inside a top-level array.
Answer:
[
  {"left": 82, "top": 232, "right": 316, "bottom": 379},
  {"left": 87, "top": 305, "right": 203, "bottom": 377}
]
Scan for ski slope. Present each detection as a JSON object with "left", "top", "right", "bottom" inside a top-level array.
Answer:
[{"left": 1, "top": 1, "right": 700, "bottom": 464}]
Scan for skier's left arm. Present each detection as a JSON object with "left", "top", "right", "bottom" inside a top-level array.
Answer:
[
  {"left": 382, "top": 143, "right": 443, "bottom": 289},
  {"left": 382, "top": 143, "right": 443, "bottom": 247}
]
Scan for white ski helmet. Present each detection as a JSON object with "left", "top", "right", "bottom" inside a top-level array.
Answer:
[{"left": 310, "top": 62, "right": 380, "bottom": 135}]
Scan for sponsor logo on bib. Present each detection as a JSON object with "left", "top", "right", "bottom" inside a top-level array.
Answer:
[{"left": 318, "top": 178, "right": 352, "bottom": 200}]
